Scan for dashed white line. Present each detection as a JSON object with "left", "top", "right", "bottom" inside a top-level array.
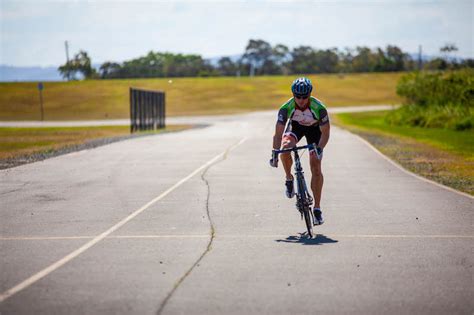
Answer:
[{"left": 1, "top": 234, "right": 473, "bottom": 241}]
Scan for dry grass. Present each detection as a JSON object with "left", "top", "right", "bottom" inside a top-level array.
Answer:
[
  {"left": 332, "top": 112, "right": 474, "bottom": 195},
  {"left": 0, "top": 72, "right": 403, "bottom": 121},
  {"left": 0, "top": 125, "right": 190, "bottom": 160}
]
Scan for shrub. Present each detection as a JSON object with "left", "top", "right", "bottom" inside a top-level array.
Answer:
[{"left": 388, "top": 69, "right": 474, "bottom": 130}]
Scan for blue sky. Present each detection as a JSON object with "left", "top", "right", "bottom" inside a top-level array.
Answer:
[{"left": 1, "top": 0, "right": 472, "bottom": 67}]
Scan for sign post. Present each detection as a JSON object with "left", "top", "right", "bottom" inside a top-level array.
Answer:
[{"left": 37, "top": 82, "right": 44, "bottom": 121}]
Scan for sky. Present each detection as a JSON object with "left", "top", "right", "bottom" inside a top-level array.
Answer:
[{"left": 1, "top": 0, "right": 473, "bottom": 67}]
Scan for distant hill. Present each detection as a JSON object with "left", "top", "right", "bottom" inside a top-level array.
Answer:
[
  {"left": 0, "top": 65, "right": 63, "bottom": 82},
  {"left": 0, "top": 58, "right": 239, "bottom": 82}
]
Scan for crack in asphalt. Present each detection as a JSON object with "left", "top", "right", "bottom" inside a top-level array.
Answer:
[
  {"left": 156, "top": 139, "right": 245, "bottom": 315},
  {"left": 156, "top": 165, "right": 214, "bottom": 315}
]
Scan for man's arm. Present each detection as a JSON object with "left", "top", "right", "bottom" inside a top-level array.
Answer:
[
  {"left": 273, "top": 122, "right": 286, "bottom": 150},
  {"left": 318, "top": 122, "right": 330, "bottom": 149},
  {"left": 318, "top": 109, "right": 330, "bottom": 149},
  {"left": 272, "top": 107, "right": 288, "bottom": 149},
  {"left": 269, "top": 108, "right": 288, "bottom": 167}
]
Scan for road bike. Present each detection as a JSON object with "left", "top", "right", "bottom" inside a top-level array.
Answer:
[{"left": 274, "top": 144, "right": 316, "bottom": 238}]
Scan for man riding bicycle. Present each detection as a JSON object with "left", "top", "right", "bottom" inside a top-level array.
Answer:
[{"left": 269, "top": 77, "right": 330, "bottom": 225}]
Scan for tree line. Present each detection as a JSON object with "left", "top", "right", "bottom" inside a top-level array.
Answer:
[{"left": 58, "top": 39, "right": 474, "bottom": 80}]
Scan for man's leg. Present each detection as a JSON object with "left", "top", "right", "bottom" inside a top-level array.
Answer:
[
  {"left": 309, "top": 154, "right": 324, "bottom": 224},
  {"left": 309, "top": 154, "right": 323, "bottom": 209},
  {"left": 280, "top": 135, "right": 297, "bottom": 198},
  {"left": 280, "top": 135, "right": 296, "bottom": 180}
]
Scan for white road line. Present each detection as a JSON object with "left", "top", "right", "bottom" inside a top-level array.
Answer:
[
  {"left": 0, "top": 137, "right": 248, "bottom": 303},
  {"left": 111, "top": 235, "right": 208, "bottom": 239},
  {"left": 0, "top": 236, "right": 94, "bottom": 240},
  {"left": 0, "top": 235, "right": 209, "bottom": 240},
  {"left": 1, "top": 234, "right": 473, "bottom": 241}
]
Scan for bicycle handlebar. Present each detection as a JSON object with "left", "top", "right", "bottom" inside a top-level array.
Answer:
[{"left": 274, "top": 143, "right": 315, "bottom": 154}]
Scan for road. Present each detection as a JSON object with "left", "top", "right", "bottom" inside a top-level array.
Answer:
[
  {"left": 0, "top": 105, "right": 396, "bottom": 127},
  {"left": 1, "top": 110, "right": 472, "bottom": 314}
]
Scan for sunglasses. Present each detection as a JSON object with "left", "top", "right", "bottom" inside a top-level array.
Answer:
[{"left": 294, "top": 94, "right": 309, "bottom": 100}]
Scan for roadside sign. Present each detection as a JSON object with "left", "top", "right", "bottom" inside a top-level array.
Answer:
[{"left": 38, "top": 82, "right": 44, "bottom": 120}]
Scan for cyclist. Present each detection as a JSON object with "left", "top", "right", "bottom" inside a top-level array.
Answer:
[{"left": 269, "top": 77, "right": 330, "bottom": 225}]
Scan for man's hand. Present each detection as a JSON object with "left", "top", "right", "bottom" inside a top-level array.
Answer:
[{"left": 269, "top": 150, "right": 279, "bottom": 167}]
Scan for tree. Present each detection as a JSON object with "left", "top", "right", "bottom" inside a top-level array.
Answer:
[
  {"left": 289, "top": 46, "right": 317, "bottom": 74},
  {"left": 241, "top": 39, "right": 273, "bottom": 75},
  {"left": 313, "top": 48, "right": 339, "bottom": 73},
  {"left": 440, "top": 43, "right": 458, "bottom": 62},
  {"left": 424, "top": 58, "right": 448, "bottom": 70},
  {"left": 338, "top": 47, "right": 354, "bottom": 73},
  {"left": 74, "top": 51, "right": 97, "bottom": 79},
  {"left": 271, "top": 44, "right": 290, "bottom": 74},
  {"left": 388, "top": 45, "right": 406, "bottom": 71},
  {"left": 352, "top": 47, "right": 377, "bottom": 72},
  {"left": 58, "top": 50, "right": 98, "bottom": 80},
  {"left": 58, "top": 61, "right": 78, "bottom": 80},
  {"left": 217, "top": 57, "right": 237, "bottom": 76},
  {"left": 99, "top": 62, "right": 121, "bottom": 79}
]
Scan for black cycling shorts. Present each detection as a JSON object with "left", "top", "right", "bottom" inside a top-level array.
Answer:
[{"left": 284, "top": 121, "right": 321, "bottom": 145}]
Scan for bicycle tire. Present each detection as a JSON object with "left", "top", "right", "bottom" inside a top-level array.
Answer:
[{"left": 303, "top": 205, "right": 314, "bottom": 238}]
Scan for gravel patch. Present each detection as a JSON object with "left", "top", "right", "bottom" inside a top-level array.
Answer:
[{"left": 0, "top": 124, "right": 207, "bottom": 170}]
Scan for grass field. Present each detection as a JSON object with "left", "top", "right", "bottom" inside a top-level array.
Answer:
[
  {"left": 333, "top": 111, "right": 474, "bottom": 195},
  {"left": 0, "top": 125, "right": 190, "bottom": 161},
  {"left": 0, "top": 72, "right": 403, "bottom": 121}
]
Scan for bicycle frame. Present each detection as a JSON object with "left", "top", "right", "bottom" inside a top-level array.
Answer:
[
  {"left": 291, "top": 148, "right": 313, "bottom": 212},
  {"left": 275, "top": 144, "right": 315, "bottom": 237},
  {"left": 275, "top": 144, "right": 314, "bottom": 200}
]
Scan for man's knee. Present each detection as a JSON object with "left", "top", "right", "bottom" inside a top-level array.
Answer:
[{"left": 281, "top": 136, "right": 296, "bottom": 149}]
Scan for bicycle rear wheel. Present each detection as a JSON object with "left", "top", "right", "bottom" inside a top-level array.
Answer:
[{"left": 302, "top": 205, "right": 314, "bottom": 238}]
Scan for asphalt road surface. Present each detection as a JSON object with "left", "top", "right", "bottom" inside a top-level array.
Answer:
[
  {"left": 1, "top": 111, "right": 472, "bottom": 315},
  {"left": 0, "top": 105, "right": 396, "bottom": 127}
]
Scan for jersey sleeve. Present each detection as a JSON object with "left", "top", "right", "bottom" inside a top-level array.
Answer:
[
  {"left": 277, "top": 107, "right": 288, "bottom": 125},
  {"left": 319, "top": 108, "right": 330, "bottom": 125}
]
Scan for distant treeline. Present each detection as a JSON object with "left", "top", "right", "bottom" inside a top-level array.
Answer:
[{"left": 58, "top": 39, "right": 474, "bottom": 80}]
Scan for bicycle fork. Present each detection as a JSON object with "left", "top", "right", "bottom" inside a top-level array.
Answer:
[{"left": 293, "top": 151, "right": 313, "bottom": 219}]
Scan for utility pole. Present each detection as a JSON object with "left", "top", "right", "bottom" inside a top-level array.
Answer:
[
  {"left": 250, "top": 62, "right": 255, "bottom": 77},
  {"left": 65, "top": 40, "right": 70, "bottom": 81},
  {"left": 418, "top": 45, "right": 423, "bottom": 70}
]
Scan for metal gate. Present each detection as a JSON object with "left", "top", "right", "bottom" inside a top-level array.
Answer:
[{"left": 130, "top": 88, "right": 165, "bottom": 133}]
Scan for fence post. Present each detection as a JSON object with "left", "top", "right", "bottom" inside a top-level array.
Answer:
[
  {"left": 161, "top": 92, "right": 166, "bottom": 128},
  {"left": 139, "top": 91, "right": 144, "bottom": 131},
  {"left": 129, "top": 88, "right": 134, "bottom": 133},
  {"left": 149, "top": 92, "right": 153, "bottom": 130},
  {"left": 152, "top": 92, "right": 157, "bottom": 130},
  {"left": 129, "top": 88, "right": 166, "bottom": 133}
]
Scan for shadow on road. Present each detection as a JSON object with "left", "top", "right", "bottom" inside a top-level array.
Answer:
[{"left": 275, "top": 233, "right": 338, "bottom": 245}]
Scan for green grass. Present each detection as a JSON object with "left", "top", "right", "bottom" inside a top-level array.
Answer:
[
  {"left": 333, "top": 110, "right": 474, "bottom": 195},
  {"left": 0, "top": 72, "right": 403, "bottom": 121},
  {"left": 0, "top": 125, "right": 190, "bottom": 160},
  {"left": 335, "top": 110, "right": 474, "bottom": 158}
]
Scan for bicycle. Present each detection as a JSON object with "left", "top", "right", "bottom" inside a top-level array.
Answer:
[{"left": 274, "top": 144, "right": 316, "bottom": 238}]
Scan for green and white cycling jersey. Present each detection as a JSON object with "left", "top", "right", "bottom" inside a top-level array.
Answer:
[{"left": 277, "top": 96, "right": 329, "bottom": 127}]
